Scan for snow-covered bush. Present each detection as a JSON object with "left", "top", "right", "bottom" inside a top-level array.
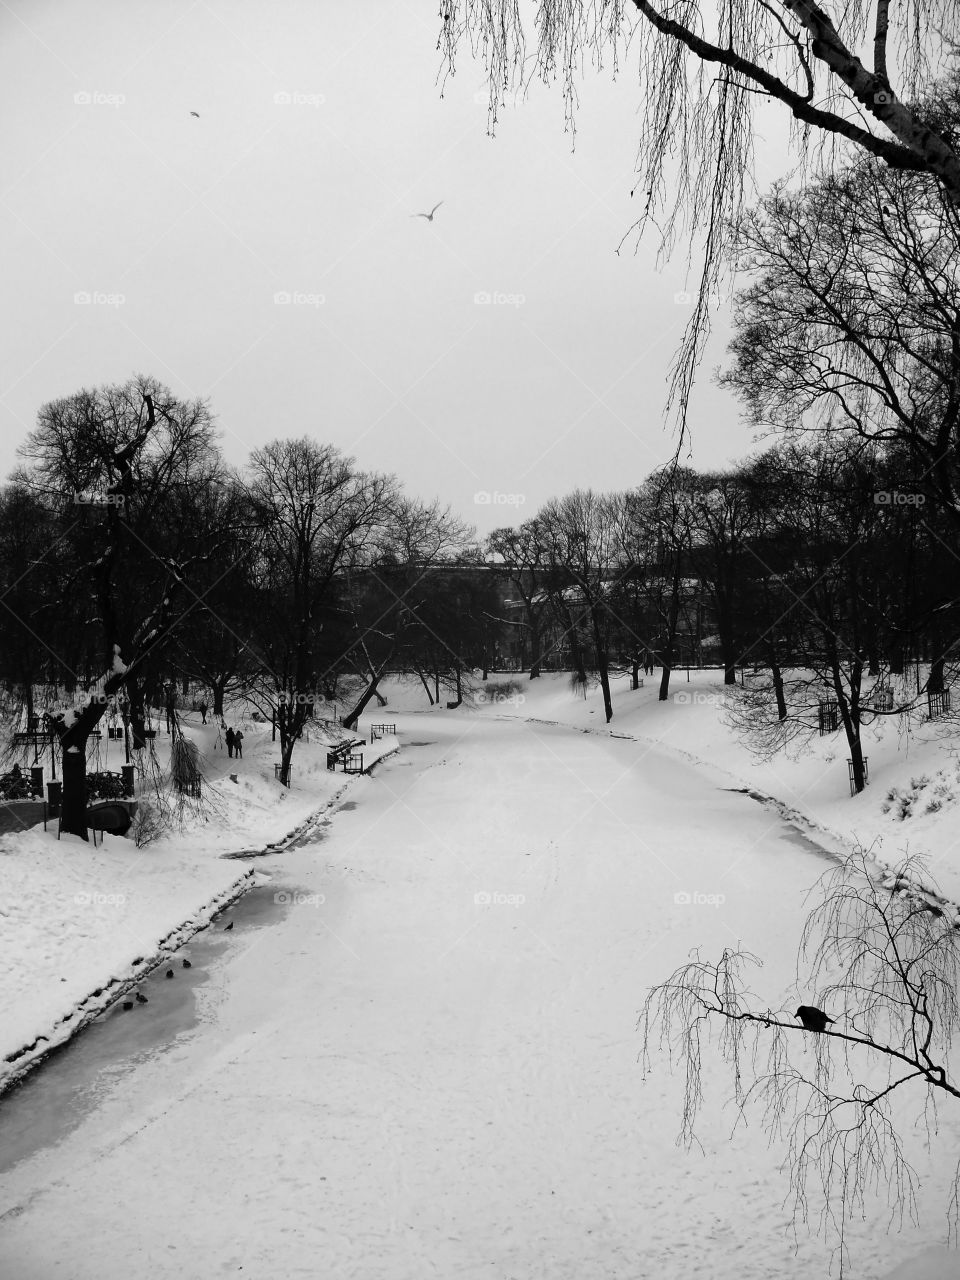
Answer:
[
  {"left": 85, "top": 770, "right": 126, "bottom": 801},
  {"left": 130, "top": 799, "right": 164, "bottom": 848}
]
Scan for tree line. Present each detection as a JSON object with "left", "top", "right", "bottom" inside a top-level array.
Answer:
[{"left": 0, "top": 382, "right": 502, "bottom": 836}]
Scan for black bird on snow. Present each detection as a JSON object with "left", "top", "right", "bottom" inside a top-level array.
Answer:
[
  {"left": 795, "top": 1005, "right": 835, "bottom": 1033},
  {"left": 182, "top": 958, "right": 192, "bottom": 968},
  {"left": 122, "top": 1001, "right": 134, "bottom": 1011},
  {"left": 135, "top": 991, "right": 148, "bottom": 1004},
  {"left": 224, "top": 921, "right": 234, "bottom": 931},
  {"left": 165, "top": 969, "right": 174, "bottom": 979}
]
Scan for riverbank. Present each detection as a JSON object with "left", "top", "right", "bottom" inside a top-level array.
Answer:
[{"left": 0, "top": 713, "right": 398, "bottom": 1092}]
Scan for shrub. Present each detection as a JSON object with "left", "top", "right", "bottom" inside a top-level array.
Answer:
[{"left": 86, "top": 770, "right": 126, "bottom": 801}]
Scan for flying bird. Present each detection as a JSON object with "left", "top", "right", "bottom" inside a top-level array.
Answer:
[
  {"left": 411, "top": 201, "right": 443, "bottom": 222},
  {"left": 795, "top": 1005, "right": 835, "bottom": 1033},
  {"left": 224, "top": 920, "right": 234, "bottom": 931},
  {"left": 190, "top": 111, "right": 200, "bottom": 118}
]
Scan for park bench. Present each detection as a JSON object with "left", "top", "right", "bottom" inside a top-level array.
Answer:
[
  {"left": 326, "top": 738, "right": 364, "bottom": 771},
  {"left": 343, "top": 751, "right": 364, "bottom": 775},
  {"left": 369, "top": 723, "right": 396, "bottom": 740}
]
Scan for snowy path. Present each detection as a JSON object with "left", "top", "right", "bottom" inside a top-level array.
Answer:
[{"left": 0, "top": 714, "right": 953, "bottom": 1278}]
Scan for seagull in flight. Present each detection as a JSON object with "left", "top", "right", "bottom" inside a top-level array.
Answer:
[
  {"left": 412, "top": 201, "right": 443, "bottom": 222},
  {"left": 190, "top": 111, "right": 200, "bottom": 118}
]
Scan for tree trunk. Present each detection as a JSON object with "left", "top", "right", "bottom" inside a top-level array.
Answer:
[
  {"left": 212, "top": 678, "right": 226, "bottom": 717},
  {"left": 342, "top": 674, "right": 384, "bottom": 730},
  {"left": 279, "top": 738, "right": 295, "bottom": 787},
  {"left": 415, "top": 665, "right": 435, "bottom": 704},
  {"left": 928, "top": 654, "right": 945, "bottom": 695},
  {"left": 591, "top": 609, "right": 613, "bottom": 722},
  {"left": 769, "top": 655, "right": 787, "bottom": 721},
  {"left": 658, "top": 579, "right": 682, "bottom": 702},
  {"left": 529, "top": 623, "right": 542, "bottom": 679},
  {"left": 128, "top": 679, "right": 147, "bottom": 750},
  {"left": 59, "top": 743, "right": 90, "bottom": 839},
  {"left": 718, "top": 604, "right": 738, "bottom": 685}
]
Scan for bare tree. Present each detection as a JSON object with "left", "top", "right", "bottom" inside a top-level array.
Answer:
[
  {"left": 642, "top": 847, "right": 960, "bottom": 1272},
  {"left": 538, "top": 490, "right": 627, "bottom": 721},
  {"left": 16, "top": 377, "right": 227, "bottom": 837},
  {"left": 722, "top": 156, "right": 960, "bottom": 525},
  {"left": 438, "top": 5, "right": 960, "bottom": 435},
  {"left": 244, "top": 438, "right": 393, "bottom": 783}
]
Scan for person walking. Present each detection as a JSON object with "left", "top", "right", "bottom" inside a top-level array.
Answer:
[
  {"left": 198, "top": 699, "right": 208, "bottom": 725},
  {"left": 233, "top": 729, "right": 243, "bottom": 759},
  {"left": 225, "top": 726, "right": 235, "bottom": 758}
]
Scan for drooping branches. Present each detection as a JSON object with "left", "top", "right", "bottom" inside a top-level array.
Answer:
[{"left": 642, "top": 848, "right": 960, "bottom": 1266}]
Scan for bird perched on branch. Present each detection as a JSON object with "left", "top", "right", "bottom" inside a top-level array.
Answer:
[{"left": 795, "top": 1005, "right": 835, "bottom": 1033}]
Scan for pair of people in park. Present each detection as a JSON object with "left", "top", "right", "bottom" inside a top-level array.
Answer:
[{"left": 225, "top": 726, "right": 243, "bottom": 758}]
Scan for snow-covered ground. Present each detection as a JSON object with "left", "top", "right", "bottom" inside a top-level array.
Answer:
[
  {"left": 474, "top": 668, "right": 960, "bottom": 902},
  {"left": 0, "top": 685, "right": 957, "bottom": 1279},
  {"left": 0, "top": 711, "right": 398, "bottom": 1088}
]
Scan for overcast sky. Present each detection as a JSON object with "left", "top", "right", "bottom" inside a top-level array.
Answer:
[{"left": 1, "top": 0, "right": 794, "bottom": 538}]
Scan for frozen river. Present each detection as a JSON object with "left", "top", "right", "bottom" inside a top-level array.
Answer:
[{"left": 0, "top": 714, "right": 955, "bottom": 1278}]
